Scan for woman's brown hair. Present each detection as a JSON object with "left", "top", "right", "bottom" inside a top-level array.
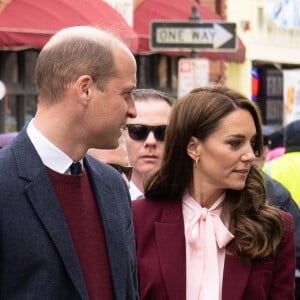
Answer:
[{"left": 145, "top": 86, "right": 284, "bottom": 261}]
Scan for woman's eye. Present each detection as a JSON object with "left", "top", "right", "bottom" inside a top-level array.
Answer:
[{"left": 228, "top": 140, "right": 241, "bottom": 147}]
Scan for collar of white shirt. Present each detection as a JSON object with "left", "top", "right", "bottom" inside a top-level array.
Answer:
[
  {"left": 129, "top": 181, "right": 144, "bottom": 201},
  {"left": 26, "top": 119, "right": 81, "bottom": 174}
]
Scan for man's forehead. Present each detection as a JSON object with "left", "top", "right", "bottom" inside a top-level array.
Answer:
[{"left": 127, "top": 100, "right": 171, "bottom": 124}]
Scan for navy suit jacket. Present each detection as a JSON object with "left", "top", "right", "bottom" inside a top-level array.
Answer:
[
  {"left": 0, "top": 128, "right": 139, "bottom": 299},
  {"left": 133, "top": 198, "right": 296, "bottom": 300}
]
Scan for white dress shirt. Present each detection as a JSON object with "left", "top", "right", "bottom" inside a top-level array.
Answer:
[
  {"left": 26, "top": 119, "right": 79, "bottom": 174},
  {"left": 129, "top": 181, "right": 144, "bottom": 201}
]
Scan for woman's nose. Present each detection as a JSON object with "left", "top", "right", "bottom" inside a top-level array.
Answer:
[{"left": 241, "top": 148, "right": 256, "bottom": 162}]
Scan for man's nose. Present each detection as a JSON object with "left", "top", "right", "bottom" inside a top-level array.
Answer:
[
  {"left": 144, "top": 131, "right": 157, "bottom": 144},
  {"left": 127, "top": 97, "right": 137, "bottom": 119}
]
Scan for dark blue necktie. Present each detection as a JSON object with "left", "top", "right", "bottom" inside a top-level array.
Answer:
[{"left": 70, "top": 161, "right": 82, "bottom": 175}]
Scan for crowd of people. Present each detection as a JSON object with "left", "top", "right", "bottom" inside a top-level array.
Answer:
[{"left": 0, "top": 25, "right": 298, "bottom": 299}]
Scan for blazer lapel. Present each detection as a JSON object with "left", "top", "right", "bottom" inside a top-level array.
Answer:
[
  {"left": 13, "top": 131, "right": 88, "bottom": 300},
  {"left": 222, "top": 251, "right": 251, "bottom": 300},
  {"left": 155, "top": 202, "right": 186, "bottom": 300},
  {"left": 85, "top": 158, "right": 128, "bottom": 299},
  {"left": 153, "top": 200, "right": 251, "bottom": 300}
]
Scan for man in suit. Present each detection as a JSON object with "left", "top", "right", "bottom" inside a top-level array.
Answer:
[{"left": 0, "top": 26, "right": 138, "bottom": 299}]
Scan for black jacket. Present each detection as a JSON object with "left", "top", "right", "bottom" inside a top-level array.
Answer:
[{"left": 265, "top": 173, "right": 300, "bottom": 269}]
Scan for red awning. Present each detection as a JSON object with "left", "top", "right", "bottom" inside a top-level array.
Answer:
[
  {"left": 134, "top": 0, "right": 246, "bottom": 62},
  {"left": 0, "top": 0, "right": 138, "bottom": 53}
]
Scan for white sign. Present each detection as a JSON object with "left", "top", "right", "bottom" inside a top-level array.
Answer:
[
  {"left": 151, "top": 21, "right": 236, "bottom": 51},
  {"left": 177, "top": 58, "right": 209, "bottom": 98},
  {"left": 156, "top": 24, "right": 233, "bottom": 48},
  {"left": 102, "top": 0, "right": 133, "bottom": 26},
  {"left": 283, "top": 69, "right": 300, "bottom": 125}
]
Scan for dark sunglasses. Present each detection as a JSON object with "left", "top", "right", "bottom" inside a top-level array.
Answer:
[
  {"left": 126, "top": 124, "right": 167, "bottom": 142},
  {"left": 108, "top": 163, "right": 133, "bottom": 181}
]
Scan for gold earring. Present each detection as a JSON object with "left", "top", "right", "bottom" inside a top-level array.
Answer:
[{"left": 194, "top": 158, "right": 199, "bottom": 169}]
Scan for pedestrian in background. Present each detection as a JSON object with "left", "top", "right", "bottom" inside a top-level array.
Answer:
[
  {"left": 264, "top": 119, "right": 300, "bottom": 299},
  {"left": 0, "top": 26, "right": 138, "bottom": 299},
  {"left": 265, "top": 119, "right": 300, "bottom": 206},
  {"left": 133, "top": 86, "right": 295, "bottom": 300},
  {"left": 255, "top": 130, "right": 300, "bottom": 299},
  {"left": 124, "top": 89, "right": 174, "bottom": 200},
  {"left": 124, "top": 88, "right": 174, "bottom": 200},
  {"left": 262, "top": 125, "right": 286, "bottom": 165}
]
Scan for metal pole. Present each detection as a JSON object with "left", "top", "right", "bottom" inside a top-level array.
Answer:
[
  {"left": 189, "top": 6, "right": 200, "bottom": 22},
  {"left": 189, "top": 6, "right": 200, "bottom": 58}
]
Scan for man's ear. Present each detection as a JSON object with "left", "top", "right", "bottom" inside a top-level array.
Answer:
[
  {"left": 187, "top": 136, "right": 201, "bottom": 160},
  {"left": 76, "top": 75, "right": 93, "bottom": 105}
]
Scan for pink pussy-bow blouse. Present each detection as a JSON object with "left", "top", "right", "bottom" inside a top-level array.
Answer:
[{"left": 183, "top": 193, "right": 234, "bottom": 300}]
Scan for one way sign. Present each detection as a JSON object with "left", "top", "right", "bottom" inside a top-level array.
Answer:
[{"left": 150, "top": 21, "right": 237, "bottom": 52}]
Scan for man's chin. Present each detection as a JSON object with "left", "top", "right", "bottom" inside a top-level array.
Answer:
[{"left": 141, "top": 166, "right": 160, "bottom": 177}]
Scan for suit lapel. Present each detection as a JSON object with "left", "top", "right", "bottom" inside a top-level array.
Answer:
[
  {"left": 85, "top": 158, "right": 128, "bottom": 298},
  {"left": 222, "top": 251, "right": 251, "bottom": 300},
  {"left": 155, "top": 202, "right": 186, "bottom": 300},
  {"left": 13, "top": 131, "right": 88, "bottom": 300}
]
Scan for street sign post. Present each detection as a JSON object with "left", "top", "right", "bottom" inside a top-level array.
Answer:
[{"left": 151, "top": 21, "right": 237, "bottom": 51}]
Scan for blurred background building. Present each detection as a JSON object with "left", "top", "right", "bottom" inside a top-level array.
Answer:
[
  {"left": 227, "top": 0, "right": 300, "bottom": 128},
  {"left": 0, "top": 0, "right": 299, "bottom": 132}
]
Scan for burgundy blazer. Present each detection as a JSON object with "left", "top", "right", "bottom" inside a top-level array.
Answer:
[{"left": 132, "top": 198, "right": 296, "bottom": 300}]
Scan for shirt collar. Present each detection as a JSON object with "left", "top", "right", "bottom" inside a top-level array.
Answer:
[
  {"left": 26, "top": 119, "right": 75, "bottom": 174},
  {"left": 129, "top": 181, "right": 144, "bottom": 200}
]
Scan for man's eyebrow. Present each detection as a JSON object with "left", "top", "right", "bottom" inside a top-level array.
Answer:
[{"left": 121, "top": 87, "right": 135, "bottom": 93}]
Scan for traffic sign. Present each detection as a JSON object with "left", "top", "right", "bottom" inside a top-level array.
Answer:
[{"left": 151, "top": 21, "right": 237, "bottom": 51}]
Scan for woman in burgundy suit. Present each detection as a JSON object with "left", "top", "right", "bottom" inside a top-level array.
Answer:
[{"left": 132, "top": 86, "right": 296, "bottom": 300}]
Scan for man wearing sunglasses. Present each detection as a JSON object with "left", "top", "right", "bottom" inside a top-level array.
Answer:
[{"left": 124, "top": 89, "right": 174, "bottom": 200}]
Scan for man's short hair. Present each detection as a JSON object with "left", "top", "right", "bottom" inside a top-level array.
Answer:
[
  {"left": 132, "top": 89, "right": 174, "bottom": 106},
  {"left": 35, "top": 26, "right": 124, "bottom": 102}
]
